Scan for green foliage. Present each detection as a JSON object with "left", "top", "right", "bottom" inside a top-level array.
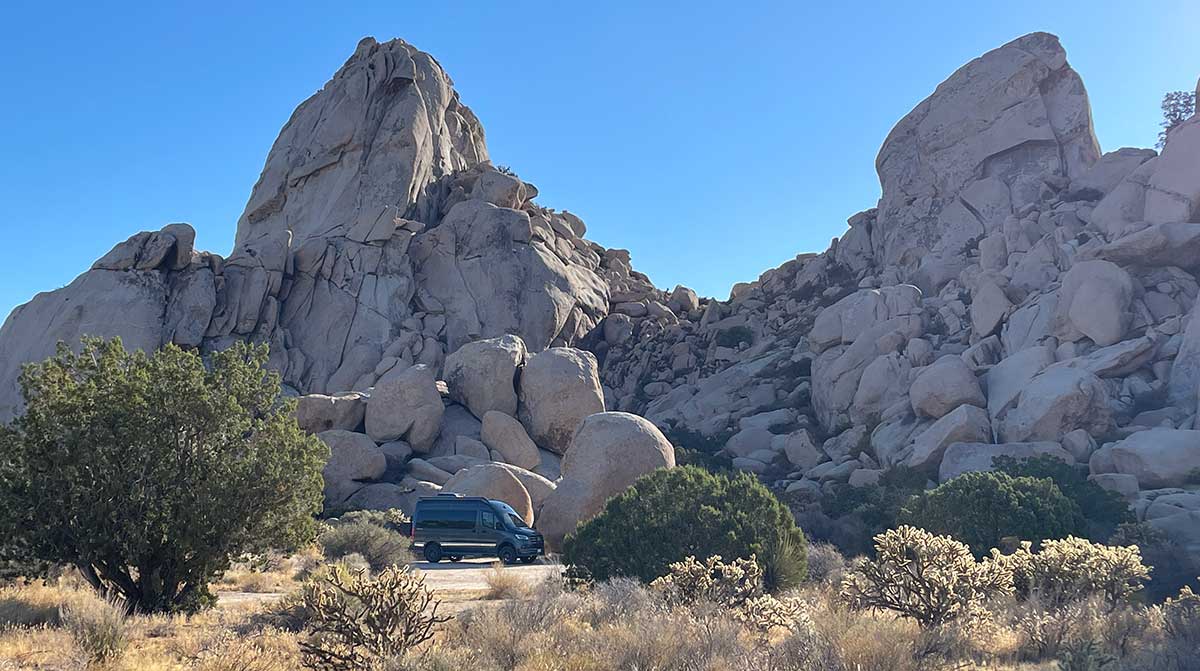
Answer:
[
  {"left": 1110, "top": 522, "right": 1200, "bottom": 602},
  {"left": 900, "top": 471, "right": 1079, "bottom": 556},
  {"left": 1158, "top": 90, "right": 1196, "bottom": 149},
  {"left": 319, "top": 517, "right": 412, "bottom": 572},
  {"left": 995, "top": 455, "right": 1132, "bottom": 541},
  {"left": 300, "top": 565, "right": 448, "bottom": 671},
  {"left": 761, "top": 528, "right": 808, "bottom": 593},
  {"left": 0, "top": 337, "right": 328, "bottom": 613},
  {"left": 839, "top": 525, "right": 1014, "bottom": 627},
  {"left": 993, "top": 537, "right": 1151, "bottom": 608},
  {"left": 665, "top": 427, "right": 734, "bottom": 474},
  {"left": 714, "top": 325, "right": 753, "bottom": 349},
  {"left": 562, "top": 465, "right": 807, "bottom": 587},
  {"left": 820, "top": 466, "right": 927, "bottom": 552}
]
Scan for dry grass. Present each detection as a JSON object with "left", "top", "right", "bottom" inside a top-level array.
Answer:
[
  {"left": 0, "top": 550, "right": 1196, "bottom": 671},
  {"left": 482, "top": 562, "right": 530, "bottom": 600}
]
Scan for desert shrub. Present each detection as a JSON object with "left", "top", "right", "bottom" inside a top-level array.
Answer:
[
  {"left": 818, "top": 465, "right": 927, "bottom": 555},
  {"left": 900, "top": 471, "right": 1079, "bottom": 556},
  {"left": 299, "top": 564, "right": 448, "bottom": 671},
  {"left": 995, "top": 537, "right": 1150, "bottom": 608},
  {"left": 562, "top": 465, "right": 806, "bottom": 587},
  {"left": 318, "top": 518, "right": 411, "bottom": 571},
  {"left": 762, "top": 527, "right": 809, "bottom": 593},
  {"left": 0, "top": 338, "right": 327, "bottom": 613},
  {"left": 1161, "top": 585, "right": 1200, "bottom": 645},
  {"left": 840, "top": 526, "right": 1014, "bottom": 627},
  {"left": 804, "top": 542, "right": 848, "bottom": 585},
  {"left": 483, "top": 562, "right": 529, "bottom": 600},
  {"left": 652, "top": 555, "right": 764, "bottom": 609},
  {"left": 1110, "top": 522, "right": 1200, "bottom": 601},
  {"left": 994, "top": 455, "right": 1132, "bottom": 540},
  {"left": 1158, "top": 90, "right": 1196, "bottom": 149},
  {"left": 60, "top": 592, "right": 128, "bottom": 665}
]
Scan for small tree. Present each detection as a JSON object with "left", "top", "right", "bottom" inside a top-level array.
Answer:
[
  {"left": 562, "top": 466, "right": 807, "bottom": 588},
  {"left": 900, "top": 471, "right": 1080, "bottom": 556},
  {"left": 1158, "top": 90, "right": 1196, "bottom": 149},
  {"left": 0, "top": 338, "right": 328, "bottom": 613},
  {"left": 840, "top": 526, "right": 1014, "bottom": 627}
]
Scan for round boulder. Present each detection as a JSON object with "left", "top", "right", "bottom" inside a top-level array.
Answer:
[
  {"left": 517, "top": 347, "right": 605, "bottom": 454},
  {"left": 319, "top": 429, "right": 386, "bottom": 505},
  {"left": 481, "top": 410, "right": 541, "bottom": 470},
  {"left": 999, "top": 367, "right": 1111, "bottom": 443},
  {"left": 910, "top": 355, "right": 986, "bottom": 419},
  {"left": 364, "top": 364, "right": 444, "bottom": 452},
  {"left": 442, "top": 464, "right": 535, "bottom": 525},
  {"left": 442, "top": 335, "right": 527, "bottom": 419},
  {"left": 536, "top": 412, "right": 675, "bottom": 549},
  {"left": 295, "top": 392, "right": 367, "bottom": 433}
]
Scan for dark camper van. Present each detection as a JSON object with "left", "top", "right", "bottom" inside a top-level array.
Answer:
[{"left": 411, "top": 493, "right": 544, "bottom": 564}]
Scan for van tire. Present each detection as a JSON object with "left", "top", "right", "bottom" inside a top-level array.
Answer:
[
  {"left": 497, "top": 544, "right": 518, "bottom": 565},
  {"left": 423, "top": 543, "right": 443, "bottom": 563}
]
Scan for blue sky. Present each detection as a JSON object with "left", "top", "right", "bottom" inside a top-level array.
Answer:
[{"left": 1, "top": 2, "right": 1197, "bottom": 318}]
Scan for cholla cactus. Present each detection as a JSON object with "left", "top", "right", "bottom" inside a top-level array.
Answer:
[
  {"left": 299, "top": 564, "right": 449, "bottom": 671},
  {"left": 992, "top": 537, "right": 1150, "bottom": 608},
  {"left": 651, "top": 555, "right": 804, "bottom": 632},
  {"left": 651, "top": 555, "right": 763, "bottom": 609},
  {"left": 840, "top": 525, "right": 1013, "bottom": 627},
  {"left": 1161, "top": 585, "right": 1200, "bottom": 643}
]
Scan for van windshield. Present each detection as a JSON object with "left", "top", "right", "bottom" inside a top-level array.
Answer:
[
  {"left": 506, "top": 513, "right": 527, "bottom": 528},
  {"left": 490, "top": 501, "right": 530, "bottom": 529}
]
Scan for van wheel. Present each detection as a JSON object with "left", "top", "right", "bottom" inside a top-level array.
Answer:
[
  {"left": 497, "top": 544, "right": 518, "bottom": 565},
  {"left": 423, "top": 544, "right": 443, "bottom": 563}
]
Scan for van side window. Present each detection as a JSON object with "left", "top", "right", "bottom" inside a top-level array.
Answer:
[
  {"left": 418, "top": 507, "right": 475, "bottom": 530},
  {"left": 481, "top": 510, "right": 498, "bottom": 530}
]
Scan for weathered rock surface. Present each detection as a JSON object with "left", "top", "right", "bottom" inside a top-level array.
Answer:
[
  {"left": 537, "top": 412, "right": 675, "bottom": 548},
  {"left": 1104, "top": 428, "right": 1200, "bottom": 489},
  {"left": 910, "top": 356, "right": 985, "bottom": 419},
  {"left": 296, "top": 392, "right": 367, "bottom": 433},
  {"left": 517, "top": 347, "right": 605, "bottom": 454},
  {"left": 319, "top": 429, "right": 387, "bottom": 504},
  {"left": 939, "top": 441, "right": 1073, "bottom": 482},
  {"left": 364, "top": 364, "right": 444, "bottom": 450},
  {"left": 480, "top": 410, "right": 541, "bottom": 470},
  {"left": 442, "top": 334, "right": 526, "bottom": 419}
]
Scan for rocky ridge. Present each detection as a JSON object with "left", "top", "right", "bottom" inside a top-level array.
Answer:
[{"left": 1, "top": 33, "right": 1198, "bottom": 553}]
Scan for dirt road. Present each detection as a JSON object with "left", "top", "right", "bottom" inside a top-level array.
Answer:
[{"left": 217, "top": 558, "right": 559, "bottom": 611}]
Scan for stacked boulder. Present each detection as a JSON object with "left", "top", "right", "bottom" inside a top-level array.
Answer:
[{"left": 300, "top": 334, "right": 674, "bottom": 549}]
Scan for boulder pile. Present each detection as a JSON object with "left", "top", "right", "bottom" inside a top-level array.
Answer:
[{"left": 1, "top": 32, "right": 1197, "bottom": 552}]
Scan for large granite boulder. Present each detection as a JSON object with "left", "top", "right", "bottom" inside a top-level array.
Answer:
[
  {"left": 872, "top": 32, "right": 1098, "bottom": 291},
  {"left": 442, "top": 334, "right": 526, "bottom": 419},
  {"left": 319, "top": 429, "right": 387, "bottom": 505},
  {"left": 480, "top": 410, "right": 541, "bottom": 470},
  {"left": 999, "top": 367, "right": 1111, "bottom": 442},
  {"left": 364, "top": 364, "right": 444, "bottom": 451},
  {"left": 295, "top": 392, "right": 367, "bottom": 433},
  {"left": 536, "top": 412, "right": 675, "bottom": 549},
  {"left": 517, "top": 347, "right": 605, "bottom": 454},
  {"left": 939, "top": 441, "right": 1072, "bottom": 482},
  {"left": 909, "top": 356, "right": 986, "bottom": 419},
  {"left": 1104, "top": 428, "right": 1200, "bottom": 489}
]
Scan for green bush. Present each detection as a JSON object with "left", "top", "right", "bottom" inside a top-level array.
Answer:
[
  {"left": 0, "top": 338, "right": 327, "bottom": 613},
  {"left": 319, "top": 518, "right": 412, "bottom": 572},
  {"left": 900, "top": 471, "right": 1079, "bottom": 556},
  {"left": 665, "top": 427, "right": 734, "bottom": 474},
  {"left": 562, "top": 466, "right": 807, "bottom": 588},
  {"left": 819, "top": 465, "right": 927, "bottom": 554},
  {"left": 995, "top": 455, "right": 1132, "bottom": 541}
]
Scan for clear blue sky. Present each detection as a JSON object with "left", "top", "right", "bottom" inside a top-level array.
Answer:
[{"left": 1, "top": 2, "right": 1197, "bottom": 319}]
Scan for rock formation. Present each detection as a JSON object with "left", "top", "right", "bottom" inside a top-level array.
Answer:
[{"left": 2, "top": 32, "right": 1198, "bottom": 553}]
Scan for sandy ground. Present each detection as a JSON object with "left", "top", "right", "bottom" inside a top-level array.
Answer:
[{"left": 217, "top": 557, "right": 560, "bottom": 612}]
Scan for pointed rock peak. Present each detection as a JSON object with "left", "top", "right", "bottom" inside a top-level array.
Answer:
[
  {"left": 235, "top": 37, "right": 489, "bottom": 248},
  {"left": 873, "top": 31, "right": 1100, "bottom": 293}
]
